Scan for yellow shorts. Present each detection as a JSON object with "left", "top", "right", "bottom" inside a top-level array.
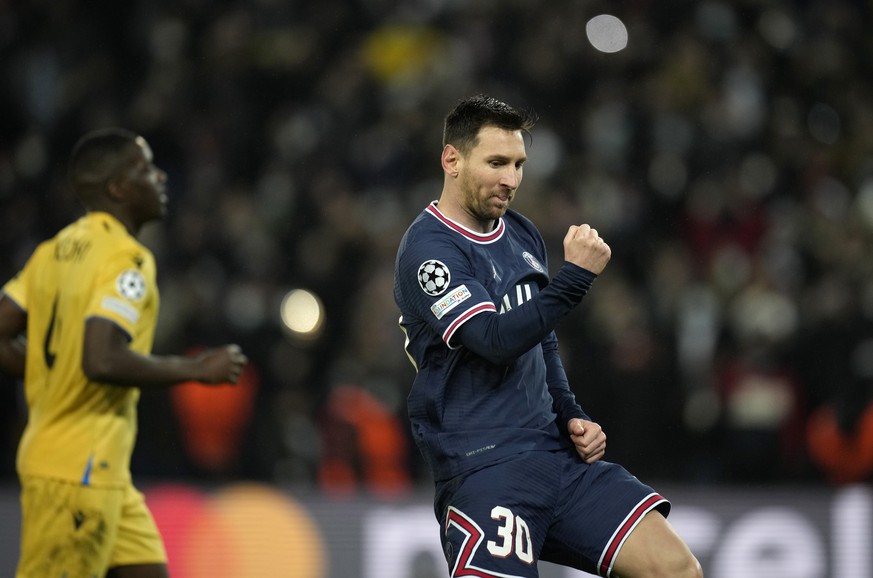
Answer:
[{"left": 16, "top": 475, "right": 167, "bottom": 578}]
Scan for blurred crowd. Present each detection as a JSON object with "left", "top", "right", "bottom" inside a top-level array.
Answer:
[{"left": 2, "top": 0, "right": 873, "bottom": 491}]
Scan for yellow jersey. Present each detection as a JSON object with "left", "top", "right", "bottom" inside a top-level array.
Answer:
[{"left": 2, "top": 212, "right": 159, "bottom": 487}]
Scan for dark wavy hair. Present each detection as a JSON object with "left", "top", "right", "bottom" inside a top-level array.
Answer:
[{"left": 442, "top": 94, "right": 537, "bottom": 154}]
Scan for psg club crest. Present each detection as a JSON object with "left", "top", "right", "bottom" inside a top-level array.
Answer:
[
  {"left": 522, "top": 251, "right": 545, "bottom": 273},
  {"left": 418, "top": 260, "right": 450, "bottom": 296}
]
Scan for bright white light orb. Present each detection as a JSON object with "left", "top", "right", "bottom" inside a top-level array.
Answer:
[
  {"left": 280, "top": 289, "right": 324, "bottom": 339},
  {"left": 586, "top": 14, "right": 628, "bottom": 53}
]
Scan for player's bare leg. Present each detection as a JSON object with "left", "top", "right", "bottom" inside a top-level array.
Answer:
[{"left": 610, "top": 510, "right": 702, "bottom": 578}]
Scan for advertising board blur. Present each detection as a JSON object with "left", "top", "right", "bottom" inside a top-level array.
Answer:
[{"left": 0, "top": 483, "right": 869, "bottom": 577}]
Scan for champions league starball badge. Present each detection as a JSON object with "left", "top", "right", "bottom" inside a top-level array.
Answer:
[
  {"left": 417, "top": 260, "right": 450, "bottom": 296},
  {"left": 116, "top": 269, "right": 147, "bottom": 301}
]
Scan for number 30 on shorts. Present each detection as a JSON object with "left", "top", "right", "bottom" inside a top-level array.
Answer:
[
  {"left": 446, "top": 505, "right": 534, "bottom": 568},
  {"left": 488, "top": 506, "right": 533, "bottom": 563}
]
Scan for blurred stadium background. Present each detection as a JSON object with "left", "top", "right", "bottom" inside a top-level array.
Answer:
[{"left": 2, "top": 0, "right": 873, "bottom": 576}]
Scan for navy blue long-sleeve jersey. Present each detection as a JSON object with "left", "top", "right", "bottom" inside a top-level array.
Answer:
[{"left": 394, "top": 201, "right": 598, "bottom": 482}]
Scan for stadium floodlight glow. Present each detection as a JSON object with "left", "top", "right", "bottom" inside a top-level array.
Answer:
[
  {"left": 586, "top": 14, "right": 628, "bottom": 53},
  {"left": 280, "top": 288, "right": 324, "bottom": 340}
]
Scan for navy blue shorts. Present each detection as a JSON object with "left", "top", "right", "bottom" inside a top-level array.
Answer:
[{"left": 434, "top": 449, "right": 670, "bottom": 577}]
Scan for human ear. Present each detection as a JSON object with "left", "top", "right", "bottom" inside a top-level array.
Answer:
[
  {"left": 105, "top": 175, "right": 127, "bottom": 202},
  {"left": 441, "top": 144, "right": 460, "bottom": 177}
]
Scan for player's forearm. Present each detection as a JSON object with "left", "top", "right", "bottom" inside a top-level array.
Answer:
[
  {"left": 542, "top": 332, "right": 590, "bottom": 423},
  {"left": 0, "top": 336, "right": 25, "bottom": 377},
  {"left": 83, "top": 348, "right": 205, "bottom": 389},
  {"left": 457, "top": 263, "right": 597, "bottom": 364},
  {"left": 550, "top": 383, "right": 589, "bottom": 425},
  {"left": 83, "top": 316, "right": 211, "bottom": 388},
  {"left": 0, "top": 295, "right": 27, "bottom": 377}
]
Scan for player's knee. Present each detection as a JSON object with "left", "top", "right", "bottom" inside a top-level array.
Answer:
[
  {"left": 628, "top": 548, "right": 701, "bottom": 578},
  {"left": 655, "top": 549, "right": 703, "bottom": 578},
  {"left": 615, "top": 548, "right": 702, "bottom": 578},
  {"left": 683, "top": 555, "right": 704, "bottom": 578}
]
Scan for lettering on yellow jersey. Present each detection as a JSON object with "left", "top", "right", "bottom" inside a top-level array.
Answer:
[{"left": 54, "top": 238, "right": 91, "bottom": 262}]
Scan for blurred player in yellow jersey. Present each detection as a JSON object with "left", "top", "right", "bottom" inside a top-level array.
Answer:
[{"left": 0, "top": 128, "right": 248, "bottom": 578}]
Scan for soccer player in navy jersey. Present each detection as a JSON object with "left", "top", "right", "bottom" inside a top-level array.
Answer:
[{"left": 394, "top": 95, "right": 702, "bottom": 578}]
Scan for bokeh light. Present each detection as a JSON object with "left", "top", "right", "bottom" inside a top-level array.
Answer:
[
  {"left": 585, "top": 15, "right": 628, "bottom": 53},
  {"left": 148, "top": 483, "right": 326, "bottom": 578},
  {"left": 280, "top": 288, "right": 324, "bottom": 341}
]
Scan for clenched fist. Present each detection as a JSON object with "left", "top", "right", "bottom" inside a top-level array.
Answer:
[
  {"left": 195, "top": 344, "right": 248, "bottom": 384},
  {"left": 568, "top": 418, "right": 607, "bottom": 464},
  {"left": 563, "top": 224, "right": 611, "bottom": 275}
]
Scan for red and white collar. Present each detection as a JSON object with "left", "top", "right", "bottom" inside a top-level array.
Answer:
[{"left": 425, "top": 201, "right": 505, "bottom": 244}]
